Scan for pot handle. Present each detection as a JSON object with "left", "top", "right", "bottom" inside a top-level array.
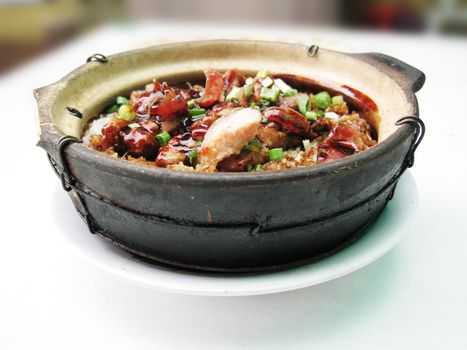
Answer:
[{"left": 350, "top": 52, "right": 425, "bottom": 93}]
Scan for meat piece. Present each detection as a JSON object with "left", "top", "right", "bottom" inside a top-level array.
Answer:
[
  {"left": 190, "top": 102, "right": 236, "bottom": 141},
  {"left": 155, "top": 133, "right": 198, "bottom": 167},
  {"left": 318, "top": 123, "right": 368, "bottom": 164},
  {"left": 339, "top": 113, "right": 377, "bottom": 148},
  {"left": 311, "top": 117, "right": 336, "bottom": 135},
  {"left": 256, "top": 123, "right": 302, "bottom": 149},
  {"left": 138, "top": 119, "right": 159, "bottom": 134},
  {"left": 197, "top": 108, "right": 262, "bottom": 170},
  {"left": 123, "top": 127, "right": 159, "bottom": 159},
  {"left": 149, "top": 90, "right": 188, "bottom": 121},
  {"left": 133, "top": 91, "right": 164, "bottom": 116},
  {"left": 197, "top": 69, "right": 224, "bottom": 108},
  {"left": 279, "top": 95, "right": 298, "bottom": 109},
  {"left": 251, "top": 78, "right": 265, "bottom": 103},
  {"left": 160, "top": 119, "right": 181, "bottom": 133},
  {"left": 101, "top": 117, "right": 129, "bottom": 153},
  {"left": 223, "top": 68, "right": 246, "bottom": 94},
  {"left": 217, "top": 150, "right": 267, "bottom": 172},
  {"left": 263, "top": 107, "right": 310, "bottom": 135}
]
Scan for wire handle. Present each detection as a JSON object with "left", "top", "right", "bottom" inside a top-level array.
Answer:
[{"left": 86, "top": 53, "right": 108, "bottom": 63}]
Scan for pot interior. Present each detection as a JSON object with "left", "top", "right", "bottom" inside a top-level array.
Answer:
[{"left": 38, "top": 40, "right": 416, "bottom": 144}]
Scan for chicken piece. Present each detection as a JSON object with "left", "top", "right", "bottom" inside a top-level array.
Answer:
[
  {"left": 123, "top": 127, "right": 159, "bottom": 160},
  {"left": 217, "top": 149, "right": 268, "bottom": 172},
  {"left": 101, "top": 117, "right": 129, "bottom": 153},
  {"left": 190, "top": 102, "right": 236, "bottom": 141},
  {"left": 155, "top": 133, "right": 198, "bottom": 167},
  {"left": 197, "top": 108, "right": 262, "bottom": 171},
  {"left": 256, "top": 123, "right": 302, "bottom": 149}
]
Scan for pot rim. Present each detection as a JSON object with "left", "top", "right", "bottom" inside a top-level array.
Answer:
[{"left": 36, "top": 39, "right": 422, "bottom": 185}]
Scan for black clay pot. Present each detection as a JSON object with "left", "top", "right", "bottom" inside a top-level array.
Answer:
[{"left": 35, "top": 40, "right": 425, "bottom": 272}]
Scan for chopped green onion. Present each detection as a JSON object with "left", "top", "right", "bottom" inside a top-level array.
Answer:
[
  {"left": 106, "top": 104, "right": 120, "bottom": 114},
  {"left": 283, "top": 89, "right": 298, "bottom": 97},
  {"left": 128, "top": 123, "right": 140, "bottom": 129},
  {"left": 261, "top": 99, "right": 271, "bottom": 107},
  {"left": 261, "top": 114, "right": 269, "bottom": 123},
  {"left": 244, "top": 84, "right": 252, "bottom": 98},
  {"left": 226, "top": 87, "right": 241, "bottom": 102},
  {"left": 118, "top": 104, "right": 136, "bottom": 122},
  {"left": 156, "top": 131, "right": 171, "bottom": 146},
  {"left": 253, "top": 164, "right": 262, "bottom": 171},
  {"left": 250, "top": 102, "right": 260, "bottom": 110},
  {"left": 187, "top": 99, "right": 196, "bottom": 109},
  {"left": 261, "top": 77, "right": 274, "bottom": 88},
  {"left": 297, "top": 94, "right": 311, "bottom": 115},
  {"left": 116, "top": 96, "right": 129, "bottom": 105},
  {"left": 305, "top": 111, "right": 318, "bottom": 121},
  {"left": 268, "top": 148, "right": 284, "bottom": 161},
  {"left": 316, "top": 110, "right": 325, "bottom": 118},
  {"left": 332, "top": 95, "right": 344, "bottom": 106},
  {"left": 314, "top": 91, "right": 331, "bottom": 110},
  {"left": 256, "top": 69, "right": 268, "bottom": 78},
  {"left": 189, "top": 108, "right": 206, "bottom": 116},
  {"left": 260, "top": 87, "right": 280, "bottom": 102},
  {"left": 246, "top": 164, "right": 253, "bottom": 172},
  {"left": 274, "top": 79, "right": 292, "bottom": 93},
  {"left": 188, "top": 150, "right": 197, "bottom": 164},
  {"left": 245, "top": 139, "right": 262, "bottom": 153}
]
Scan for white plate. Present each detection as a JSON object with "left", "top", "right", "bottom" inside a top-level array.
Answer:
[{"left": 60, "top": 172, "right": 417, "bottom": 296}]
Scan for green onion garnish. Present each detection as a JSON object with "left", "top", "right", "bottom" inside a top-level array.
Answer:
[
  {"left": 189, "top": 108, "right": 206, "bottom": 116},
  {"left": 118, "top": 104, "right": 136, "bottom": 122},
  {"left": 305, "top": 111, "right": 318, "bottom": 121},
  {"left": 332, "top": 95, "right": 344, "bottom": 106},
  {"left": 106, "top": 104, "right": 120, "bottom": 113},
  {"left": 250, "top": 102, "right": 260, "bottom": 110},
  {"left": 297, "top": 94, "right": 311, "bottom": 115},
  {"left": 260, "top": 87, "right": 280, "bottom": 102},
  {"left": 316, "top": 110, "right": 325, "bottom": 118},
  {"left": 244, "top": 84, "right": 252, "bottom": 98},
  {"left": 187, "top": 99, "right": 196, "bottom": 109},
  {"left": 156, "top": 131, "right": 171, "bottom": 146},
  {"left": 261, "top": 100, "right": 271, "bottom": 107},
  {"left": 268, "top": 148, "right": 284, "bottom": 161},
  {"left": 226, "top": 87, "right": 241, "bottom": 102},
  {"left": 256, "top": 69, "right": 268, "bottom": 78},
  {"left": 188, "top": 150, "right": 197, "bottom": 165},
  {"left": 274, "top": 78, "right": 292, "bottom": 93},
  {"left": 116, "top": 96, "right": 129, "bottom": 105},
  {"left": 246, "top": 164, "right": 253, "bottom": 172},
  {"left": 283, "top": 89, "right": 298, "bottom": 97},
  {"left": 261, "top": 77, "right": 274, "bottom": 88},
  {"left": 314, "top": 91, "right": 331, "bottom": 110},
  {"left": 245, "top": 139, "right": 262, "bottom": 153}
]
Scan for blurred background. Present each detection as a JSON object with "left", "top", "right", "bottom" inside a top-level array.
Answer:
[{"left": 0, "top": 0, "right": 466, "bottom": 74}]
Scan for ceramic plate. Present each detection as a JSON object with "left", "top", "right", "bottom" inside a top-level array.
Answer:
[{"left": 60, "top": 172, "right": 417, "bottom": 296}]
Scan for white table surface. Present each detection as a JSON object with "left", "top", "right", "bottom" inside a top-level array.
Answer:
[{"left": 1, "top": 21, "right": 466, "bottom": 349}]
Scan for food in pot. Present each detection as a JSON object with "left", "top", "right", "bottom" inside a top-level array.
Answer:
[{"left": 83, "top": 69, "right": 377, "bottom": 172}]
